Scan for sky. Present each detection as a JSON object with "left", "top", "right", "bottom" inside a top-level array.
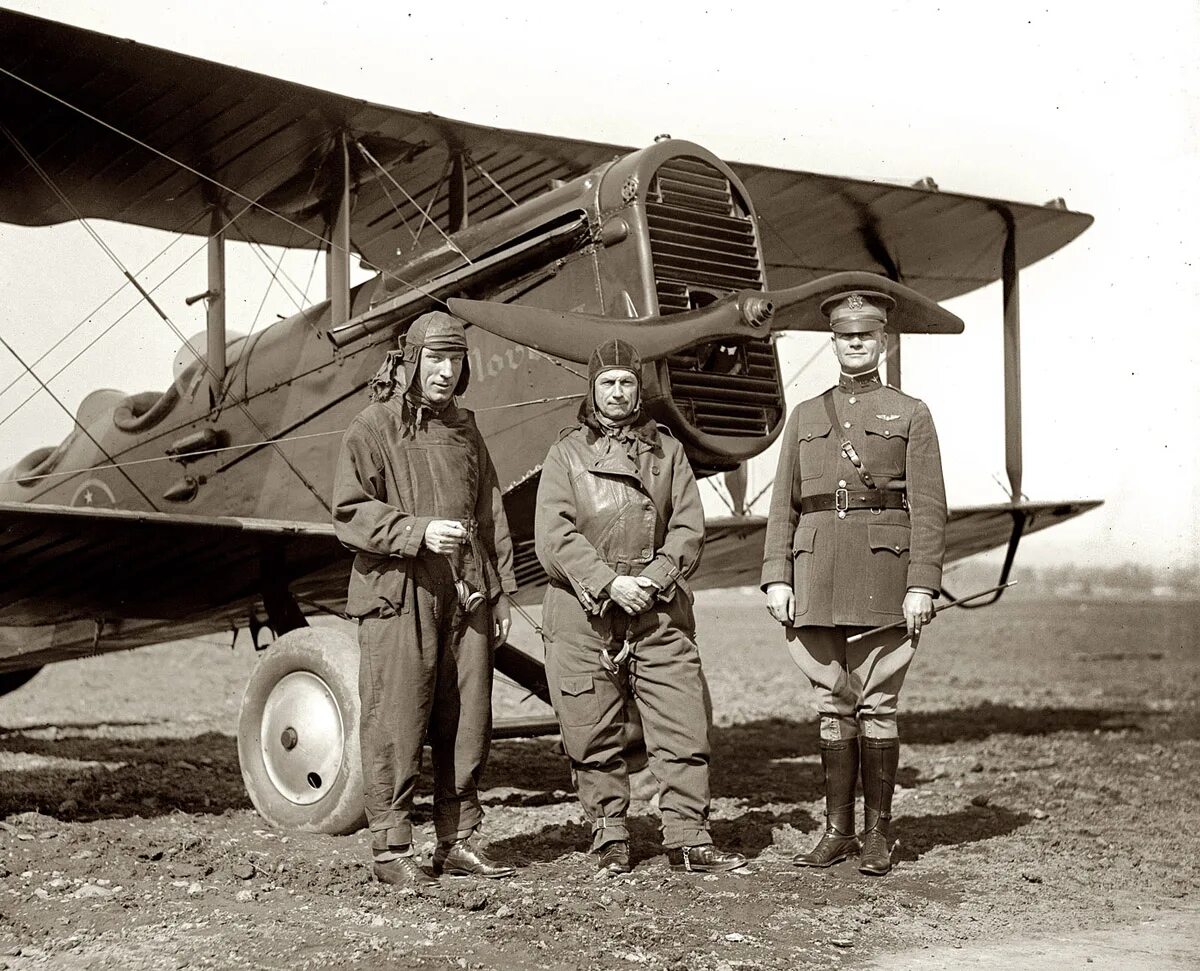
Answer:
[{"left": 0, "top": 0, "right": 1197, "bottom": 568}]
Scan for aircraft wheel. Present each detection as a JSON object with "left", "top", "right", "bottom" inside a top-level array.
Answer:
[
  {"left": 0, "top": 667, "right": 42, "bottom": 698},
  {"left": 237, "top": 628, "right": 365, "bottom": 835}
]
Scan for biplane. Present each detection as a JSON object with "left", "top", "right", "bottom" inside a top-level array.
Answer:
[{"left": 0, "top": 9, "right": 1099, "bottom": 834}]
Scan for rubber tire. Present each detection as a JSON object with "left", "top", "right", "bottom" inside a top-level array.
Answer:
[
  {"left": 0, "top": 667, "right": 42, "bottom": 698},
  {"left": 237, "top": 627, "right": 366, "bottom": 835}
]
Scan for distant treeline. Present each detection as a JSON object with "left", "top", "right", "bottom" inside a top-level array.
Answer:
[{"left": 942, "top": 560, "right": 1200, "bottom": 599}]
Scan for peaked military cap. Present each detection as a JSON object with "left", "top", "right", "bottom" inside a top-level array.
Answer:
[{"left": 819, "top": 290, "right": 896, "bottom": 334}]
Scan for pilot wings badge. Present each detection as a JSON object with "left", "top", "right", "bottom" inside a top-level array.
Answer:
[{"left": 876, "top": 414, "right": 901, "bottom": 421}]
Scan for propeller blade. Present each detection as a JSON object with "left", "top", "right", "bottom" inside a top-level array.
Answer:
[
  {"left": 447, "top": 292, "right": 771, "bottom": 363},
  {"left": 448, "top": 272, "right": 962, "bottom": 364},
  {"left": 764, "top": 272, "right": 965, "bottom": 335}
]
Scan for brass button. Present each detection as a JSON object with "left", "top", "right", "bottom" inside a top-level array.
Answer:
[
  {"left": 643, "top": 501, "right": 652, "bottom": 510},
  {"left": 651, "top": 464, "right": 660, "bottom": 475},
  {"left": 641, "top": 548, "right": 651, "bottom": 557},
  {"left": 837, "top": 511, "right": 846, "bottom": 520},
  {"left": 848, "top": 396, "right": 857, "bottom": 404},
  {"left": 843, "top": 421, "right": 851, "bottom": 429},
  {"left": 838, "top": 480, "right": 847, "bottom": 488},
  {"left": 884, "top": 430, "right": 891, "bottom": 437}
]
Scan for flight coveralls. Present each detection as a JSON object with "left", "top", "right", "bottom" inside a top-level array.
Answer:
[
  {"left": 333, "top": 396, "right": 516, "bottom": 851},
  {"left": 761, "top": 369, "right": 947, "bottom": 739},
  {"left": 535, "top": 417, "right": 711, "bottom": 852}
]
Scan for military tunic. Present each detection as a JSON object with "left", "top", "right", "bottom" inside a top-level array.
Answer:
[
  {"left": 761, "top": 371, "right": 946, "bottom": 626},
  {"left": 761, "top": 371, "right": 946, "bottom": 736}
]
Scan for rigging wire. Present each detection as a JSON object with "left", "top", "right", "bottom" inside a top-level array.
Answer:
[
  {"left": 0, "top": 65, "right": 448, "bottom": 311},
  {"left": 0, "top": 334, "right": 159, "bottom": 510},
  {"left": 702, "top": 476, "right": 737, "bottom": 515},
  {"left": 0, "top": 197, "right": 261, "bottom": 433},
  {"left": 1, "top": 125, "right": 332, "bottom": 514},
  {"left": 0, "top": 385, "right": 591, "bottom": 489},
  {"left": 0, "top": 208, "right": 209, "bottom": 406},
  {"left": 355, "top": 141, "right": 473, "bottom": 266},
  {"left": 465, "top": 152, "right": 519, "bottom": 208}
]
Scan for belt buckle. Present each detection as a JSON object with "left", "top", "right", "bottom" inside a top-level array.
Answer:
[{"left": 834, "top": 488, "right": 849, "bottom": 514}]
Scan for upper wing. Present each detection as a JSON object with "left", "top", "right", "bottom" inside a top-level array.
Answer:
[{"left": 0, "top": 9, "right": 1090, "bottom": 296}]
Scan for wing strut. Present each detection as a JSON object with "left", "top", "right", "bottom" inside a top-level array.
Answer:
[
  {"left": 206, "top": 208, "right": 227, "bottom": 403},
  {"left": 327, "top": 135, "right": 352, "bottom": 326},
  {"left": 1002, "top": 212, "right": 1024, "bottom": 502},
  {"left": 943, "top": 215, "right": 1027, "bottom": 609}
]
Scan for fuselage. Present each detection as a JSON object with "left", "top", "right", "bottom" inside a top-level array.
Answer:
[{"left": 0, "top": 140, "right": 788, "bottom": 546}]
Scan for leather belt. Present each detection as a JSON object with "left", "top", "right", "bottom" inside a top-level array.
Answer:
[{"left": 800, "top": 489, "right": 908, "bottom": 515}]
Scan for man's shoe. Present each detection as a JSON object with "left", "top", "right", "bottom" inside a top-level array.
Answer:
[
  {"left": 667, "top": 844, "right": 747, "bottom": 873},
  {"left": 792, "top": 830, "right": 859, "bottom": 868},
  {"left": 372, "top": 856, "right": 438, "bottom": 888},
  {"left": 432, "top": 838, "right": 516, "bottom": 879},
  {"left": 596, "top": 841, "right": 632, "bottom": 874},
  {"left": 858, "top": 828, "right": 893, "bottom": 876}
]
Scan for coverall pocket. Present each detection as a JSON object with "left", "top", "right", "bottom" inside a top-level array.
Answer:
[
  {"left": 791, "top": 524, "right": 816, "bottom": 617},
  {"left": 556, "top": 675, "right": 600, "bottom": 727},
  {"left": 866, "top": 524, "right": 910, "bottom": 615}
]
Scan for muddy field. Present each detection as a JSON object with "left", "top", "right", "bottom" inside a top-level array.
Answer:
[{"left": 1, "top": 591, "right": 1197, "bottom": 970}]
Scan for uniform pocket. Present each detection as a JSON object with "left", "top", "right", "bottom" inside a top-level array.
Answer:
[
  {"left": 866, "top": 524, "right": 910, "bottom": 615},
  {"left": 791, "top": 524, "right": 816, "bottom": 617},
  {"left": 797, "top": 422, "right": 832, "bottom": 480},
  {"left": 864, "top": 421, "right": 909, "bottom": 477},
  {"left": 556, "top": 674, "right": 600, "bottom": 728}
]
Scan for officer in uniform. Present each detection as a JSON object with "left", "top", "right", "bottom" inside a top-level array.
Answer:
[
  {"left": 535, "top": 339, "right": 746, "bottom": 875},
  {"left": 333, "top": 311, "right": 518, "bottom": 887},
  {"left": 761, "top": 291, "right": 946, "bottom": 876}
]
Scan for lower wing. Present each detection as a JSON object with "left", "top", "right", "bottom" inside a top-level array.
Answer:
[{"left": 0, "top": 498, "right": 1101, "bottom": 671}]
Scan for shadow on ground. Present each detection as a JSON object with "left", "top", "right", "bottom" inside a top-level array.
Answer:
[
  {"left": 488, "top": 805, "right": 819, "bottom": 867},
  {"left": 0, "top": 702, "right": 1176, "bottom": 824}
]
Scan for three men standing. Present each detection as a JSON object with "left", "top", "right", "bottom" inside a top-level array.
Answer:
[
  {"left": 762, "top": 290, "right": 947, "bottom": 876},
  {"left": 534, "top": 340, "right": 745, "bottom": 875},
  {"left": 333, "top": 310, "right": 517, "bottom": 887}
]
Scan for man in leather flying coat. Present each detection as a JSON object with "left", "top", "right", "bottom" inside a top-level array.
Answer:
[{"left": 535, "top": 339, "right": 746, "bottom": 876}]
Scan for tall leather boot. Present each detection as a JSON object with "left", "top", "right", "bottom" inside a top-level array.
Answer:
[
  {"left": 793, "top": 738, "right": 859, "bottom": 867},
  {"left": 859, "top": 737, "right": 899, "bottom": 875}
]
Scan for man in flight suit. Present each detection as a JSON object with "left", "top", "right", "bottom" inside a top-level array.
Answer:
[
  {"left": 761, "top": 291, "right": 947, "bottom": 876},
  {"left": 333, "top": 310, "right": 517, "bottom": 887},
  {"left": 535, "top": 339, "right": 746, "bottom": 875}
]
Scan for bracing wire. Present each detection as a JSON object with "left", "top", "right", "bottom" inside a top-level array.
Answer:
[
  {"left": 1, "top": 124, "right": 332, "bottom": 513},
  {"left": 0, "top": 64, "right": 449, "bottom": 311},
  {"left": 0, "top": 208, "right": 209, "bottom": 406},
  {"left": 0, "top": 197, "right": 261, "bottom": 433}
]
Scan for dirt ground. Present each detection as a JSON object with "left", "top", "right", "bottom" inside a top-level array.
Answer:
[{"left": 1, "top": 590, "right": 1197, "bottom": 970}]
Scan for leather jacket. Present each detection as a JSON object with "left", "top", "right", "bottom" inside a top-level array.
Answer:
[{"left": 534, "top": 416, "right": 704, "bottom": 611}]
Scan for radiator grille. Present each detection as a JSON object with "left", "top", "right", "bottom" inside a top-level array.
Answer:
[{"left": 647, "top": 157, "right": 783, "bottom": 438}]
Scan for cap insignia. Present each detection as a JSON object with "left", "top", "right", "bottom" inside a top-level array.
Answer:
[{"left": 846, "top": 294, "right": 865, "bottom": 310}]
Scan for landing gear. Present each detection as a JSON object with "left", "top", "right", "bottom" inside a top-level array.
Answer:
[{"left": 236, "top": 628, "right": 365, "bottom": 834}]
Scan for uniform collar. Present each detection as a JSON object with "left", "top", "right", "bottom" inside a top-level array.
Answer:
[{"left": 838, "top": 369, "right": 883, "bottom": 393}]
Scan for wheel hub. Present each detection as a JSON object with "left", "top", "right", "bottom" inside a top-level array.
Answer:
[{"left": 259, "top": 671, "right": 345, "bottom": 805}]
